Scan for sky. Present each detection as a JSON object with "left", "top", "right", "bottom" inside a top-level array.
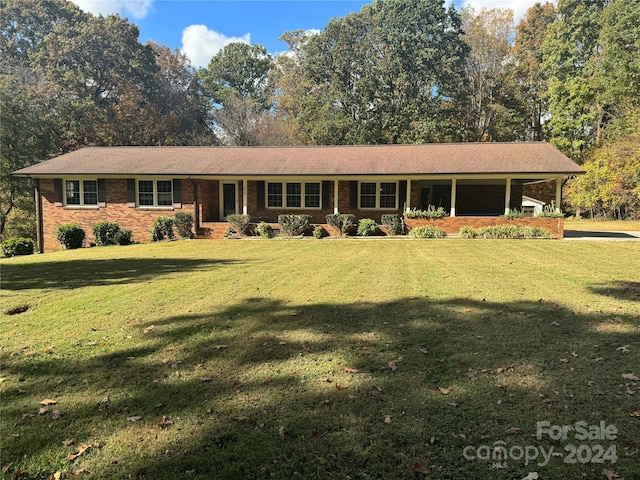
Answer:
[{"left": 70, "top": 0, "right": 552, "bottom": 68}]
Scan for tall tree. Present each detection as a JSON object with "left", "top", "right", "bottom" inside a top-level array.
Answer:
[{"left": 508, "top": 2, "right": 556, "bottom": 141}]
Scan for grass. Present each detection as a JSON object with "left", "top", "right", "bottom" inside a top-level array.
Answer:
[
  {"left": 564, "top": 218, "right": 640, "bottom": 231},
  {"left": 1, "top": 239, "right": 639, "bottom": 479}
]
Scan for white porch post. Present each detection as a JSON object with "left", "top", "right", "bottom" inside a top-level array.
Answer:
[
  {"left": 242, "top": 179, "right": 248, "bottom": 215},
  {"left": 405, "top": 179, "right": 411, "bottom": 211},
  {"left": 450, "top": 178, "right": 457, "bottom": 217},
  {"left": 504, "top": 177, "right": 512, "bottom": 215},
  {"left": 555, "top": 177, "right": 562, "bottom": 212},
  {"left": 333, "top": 179, "right": 339, "bottom": 214}
]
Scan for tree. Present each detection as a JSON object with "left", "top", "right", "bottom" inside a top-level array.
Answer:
[
  {"left": 461, "top": 7, "right": 516, "bottom": 141},
  {"left": 509, "top": 2, "right": 557, "bottom": 141}
]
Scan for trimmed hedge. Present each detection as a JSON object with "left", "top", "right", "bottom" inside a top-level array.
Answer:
[
  {"left": 256, "top": 221, "right": 273, "bottom": 238},
  {"left": 174, "top": 212, "right": 194, "bottom": 239},
  {"left": 357, "top": 218, "right": 380, "bottom": 236},
  {"left": 409, "top": 225, "right": 446, "bottom": 238},
  {"left": 278, "top": 214, "right": 312, "bottom": 236},
  {"left": 2, "top": 237, "right": 35, "bottom": 257},
  {"left": 460, "top": 224, "right": 554, "bottom": 239},
  {"left": 151, "top": 217, "right": 175, "bottom": 241},
  {"left": 325, "top": 214, "right": 356, "bottom": 235},
  {"left": 92, "top": 221, "right": 121, "bottom": 246},
  {"left": 56, "top": 223, "right": 85, "bottom": 249},
  {"left": 381, "top": 214, "right": 403, "bottom": 235},
  {"left": 226, "top": 214, "right": 251, "bottom": 236}
]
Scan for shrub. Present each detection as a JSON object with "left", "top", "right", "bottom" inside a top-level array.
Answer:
[
  {"left": 2, "top": 237, "right": 35, "bottom": 257},
  {"left": 278, "top": 214, "right": 312, "bottom": 236},
  {"left": 461, "top": 225, "right": 554, "bottom": 239},
  {"left": 325, "top": 214, "right": 356, "bottom": 235},
  {"left": 56, "top": 223, "right": 85, "bottom": 249},
  {"left": 537, "top": 202, "right": 564, "bottom": 218},
  {"left": 256, "top": 221, "right": 273, "bottom": 238},
  {"left": 409, "top": 225, "right": 446, "bottom": 238},
  {"left": 313, "top": 225, "right": 327, "bottom": 239},
  {"left": 381, "top": 214, "right": 403, "bottom": 235},
  {"left": 151, "top": 216, "right": 175, "bottom": 241},
  {"left": 174, "top": 212, "right": 194, "bottom": 239},
  {"left": 114, "top": 229, "right": 133, "bottom": 245},
  {"left": 404, "top": 205, "right": 447, "bottom": 219},
  {"left": 503, "top": 208, "right": 523, "bottom": 219},
  {"left": 227, "top": 214, "right": 250, "bottom": 236},
  {"left": 92, "top": 221, "right": 121, "bottom": 246},
  {"left": 459, "top": 226, "right": 478, "bottom": 239},
  {"left": 357, "top": 218, "right": 380, "bottom": 236}
]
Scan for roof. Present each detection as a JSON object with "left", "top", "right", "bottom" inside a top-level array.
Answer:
[{"left": 13, "top": 143, "right": 584, "bottom": 177}]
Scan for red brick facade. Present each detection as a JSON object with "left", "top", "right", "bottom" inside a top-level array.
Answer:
[{"left": 37, "top": 177, "right": 564, "bottom": 251}]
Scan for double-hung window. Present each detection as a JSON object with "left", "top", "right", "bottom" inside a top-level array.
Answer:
[
  {"left": 359, "top": 181, "right": 397, "bottom": 209},
  {"left": 138, "top": 180, "right": 173, "bottom": 207},
  {"left": 267, "top": 181, "right": 321, "bottom": 209},
  {"left": 65, "top": 180, "right": 98, "bottom": 206}
]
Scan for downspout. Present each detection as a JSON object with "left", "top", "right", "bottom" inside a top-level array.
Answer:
[
  {"left": 34, "top": 178, "right": 44, "bottom": 253},
  {"left": 189, "top": 178, "right": 199, "bottom": 236}
]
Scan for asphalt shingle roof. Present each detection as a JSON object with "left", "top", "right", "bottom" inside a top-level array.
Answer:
[{"left": 13, "top": 143, "right": 584, "bottom": 177}]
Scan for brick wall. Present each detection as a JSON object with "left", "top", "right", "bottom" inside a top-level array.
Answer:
[
  {"left": 405, "top": 217, "right": 565, "bottom": 239},
  {"left": 39, "top": 178, "right": 198, "bottom": 252}
]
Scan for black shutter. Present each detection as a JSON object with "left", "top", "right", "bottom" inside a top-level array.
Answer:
[
  {"left": 127, "top": 179, "right": 136, "bottom": 207},
  {"left": 398, "top": 180, "right": 407, "bottom": 210},
  {"left": 349, "top": 181, "right": 358, "bottom": 210},
  {"left": 257, "top": 181, "right": 265, "bottom": 208},
  {"left": 322, "top": 181, "right": 331, "bottom": 209},
  {"left": 98, "top": 179, "right": 106, "bottom": 205},
  {"left": 172, "top": 179, "right": 182, "bottom": 206},
  {"left": 54, "top": 179, "right": 63, "bottom": 206}
]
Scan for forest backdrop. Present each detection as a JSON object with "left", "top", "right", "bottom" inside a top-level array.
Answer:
[{"left": 1, "top": 0, "right": 639, "bottom": 239}]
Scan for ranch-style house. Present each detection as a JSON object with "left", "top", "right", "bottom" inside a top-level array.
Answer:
[{"left": 13, "top": 142, "right": 584, "bottom": 252}]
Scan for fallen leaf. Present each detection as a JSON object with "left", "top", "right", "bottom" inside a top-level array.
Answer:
[
  {"left": 52, "top": 410, "right": 65, "bottom": 420},
  {"left": 67, "top": 442, "right": 100, "bottom": 461},
  {"left": 213, "top": 344, "right": 229, "bottom": 350},
  {"left": 199, "top": 377, "right": 212, "bottom": 382},
  {"left": 411, "top": 461, "right": 431, "bottom": 475},
  {"left": 278, "top": 426, "right": 286, "bottom": 440},
  {"left": 622, "top": 373, "right": 639, "bottom": 381},
  {"left": 157, "top": 415, "right": 174, "bottom": 427},
  {"left": 551, "top": 321, "right": 560, "bottom": 326},
  {"left": 141, "top": 325, "right": 155, "bottom": 334},
  {"left": 438, "top": 386, "right": 453, "bottom": 395},
  {"left": 162, "top": 358, "right": 170, "bottom": 364},
  {"left": 62, "top": 438, "right": 74, "bottom": 447},
  {"left": 446, "top": 402, "right": 458, "bottom": 407},
  {"left": 521, "top": 474, "right": 539, "bottom": 480},
  {"left": 559, "top": 358, "right": 569, "bottom": 363},
  {"left": 345, "top": 367, "right": 359, "bottom": 373},
  {"left": 505, "top": 427, "right": 520, "bottom": 435},
  {"left": 39, "top": 399, "right": 57, "bottom": 406},
  {"left": 388, "top": 356, "right": 404, "bottom": 371},
  {"left": 127, "top": 416, "right": 143, "bottom": 422},
  {"left": 335, "top": 383, "right": 348, "bottom": 390},
  {"left": 50, "top": 471, "right": 61, "bottom": 480},
  {"left": 602, "top": 468, "right": 620, "bottom": 479},
  {"left": 384, "top": 415, "right": 392, "bottom": 424},
  {"left": 617, "top": 345, "right": 630, "bottom": 353},
  {"left": 496, "top": 367, "right": 504, "bottom": 374},
  {"left": 319, "top": 378, "right": 332, "bottom": 383},
  {"left": 38, "top": 407, "right": 49, "bottom": 415},
  {"left": 2, "top": 463, "right": 12, "bottom": 474},
  {"left": 630, "top": 410, "right": 640, "bottom": 417},
  {"left": 467, "top": 368, "right": 478, "bottom": 380}
]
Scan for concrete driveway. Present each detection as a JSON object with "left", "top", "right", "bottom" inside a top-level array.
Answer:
[{"left": 564, "top": 230, "right": 640, "bottom": 241}]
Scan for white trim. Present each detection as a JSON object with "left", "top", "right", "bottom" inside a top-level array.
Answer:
[
  {"left": 333, "top": 179, "right": 339, "bottom": 214},
  {"left": 242, "top": 179, "right": 248, "bottom": 215},
  {"left": 405, "top": 179, "right": 411, "bottom": 211},
  {"left": 555, "top": 178, "right": 562, "bottom": 212},
  {"left": 358, "top": 181, "right": 398, "bottom": 210},
  {"left": 504, "top": 177, "right": 512, "bottom": 215}
]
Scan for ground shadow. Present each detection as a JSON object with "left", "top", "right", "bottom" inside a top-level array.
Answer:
[
  {"left": 564, "top": 230, "right": 640, "bottom": 239},
  {"left": 2, "top": 292, "right": 639, "bottom": 479},
  {"left": 588, "top": 280, "right": 640, "bottom": 303}
]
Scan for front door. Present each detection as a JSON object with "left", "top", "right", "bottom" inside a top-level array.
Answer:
[{"left": 221, "top": 182, "right": 237, "bottom": 219}]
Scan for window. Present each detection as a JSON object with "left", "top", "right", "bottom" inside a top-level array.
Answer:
[
  {"left": 359, "top": 181, "right": 397, "bottom": 209},
  {"left": 65, "top": 179, "right": 98, "bottom": 206},
  {"left": 138, "top": 180, "right": 173, "bottom": 207},
  {"left": 267, "top": 181, "right": 321, "bottom": 209}
]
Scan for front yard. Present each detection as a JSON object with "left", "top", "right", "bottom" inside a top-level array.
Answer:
[{"left": 1, "top": 239, "right": 639, "bottom": 479}]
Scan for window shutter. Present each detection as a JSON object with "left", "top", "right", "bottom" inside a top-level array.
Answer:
[
  {"left": 98, "top": 179, "right": 106, "bottom": 206},
  {"left": 349, "top": 181, "right": 358, "bottom": 210},
  {"left": 322, "top": 181, "right": 331, "bottom": 209},
  {"left": 54, "top": 179, "right": 63, "bottom": 206},
  {"left": 257, "top": 181, "right": 265, "bottom": 209},
  {"left": 127, "top": 179, "right": 136, "bottom": 207},
  {"left": 398, "top": 180, "right": 407, "bottom": 210},
  {"left": 172, "top": 179, "right": 182, "bottom": 208}
]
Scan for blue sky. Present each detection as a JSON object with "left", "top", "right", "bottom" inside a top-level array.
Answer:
[{"left": 71, "top": 0, "right": 548, "bottom": 68}]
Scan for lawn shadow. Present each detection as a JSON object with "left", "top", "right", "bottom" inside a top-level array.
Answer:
[
  {"left": 1, "top": 257, "right": 243, "bottom": 291},
  {"left": 588, "top": 280, "right": 640, "bottom": 302},
  {"left": 2, "top": 296, "right": 639, "bottom": 479}
]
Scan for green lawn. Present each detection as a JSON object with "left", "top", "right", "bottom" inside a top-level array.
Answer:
[
  {"left": 565, "top": 218, "right": 640, "bottom": 231},
  {"left": 2, "top": 239, "right": 639, "bottom": 479}
]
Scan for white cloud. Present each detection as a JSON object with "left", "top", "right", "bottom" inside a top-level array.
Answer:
[
  {"left": 461, "top": 0, "right": 557, "bottom": 22},
  {"left": 71, "top": 0, "right": 153, "bottom": 19},
  {"left": 181, "top": 25, "right": 251, "bottom": 68}
]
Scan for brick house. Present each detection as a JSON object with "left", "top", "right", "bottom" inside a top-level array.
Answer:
[{"left": 13, "top": 143, "right": 584, "bottom": 252}]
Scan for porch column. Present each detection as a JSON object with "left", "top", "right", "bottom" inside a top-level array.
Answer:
[
  {"left": 450, "top": 178, "right": 457, "bottom": 217},
  {"left": 504, "top": 178, "right": 512, "bottom": 215},
  {"left": 405, "top": 179, "right": 411, "bottom": 211},
  {"left": 34, "top": 179, "right": 44, "bottom": 253},
  {"left": 555, "top": 178, "right": 562, "bottom": 212},
  {"left": 333, "top": 179, "right": 339, "bottom": 214},
  {"left": 242, "top": 179, "right": 248, "bottom": 215}
]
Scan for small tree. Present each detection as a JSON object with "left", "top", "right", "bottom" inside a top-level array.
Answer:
[
  {"left": 174, "top": 212, "right": 194, "bottom": 239},
  {"left": 151, "top": 217, "right": 175, "bottom": 241}
]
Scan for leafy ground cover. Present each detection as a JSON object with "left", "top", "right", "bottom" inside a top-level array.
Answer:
[{"left": 1, "top": 239, "right": 639, "bottom": 479}]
